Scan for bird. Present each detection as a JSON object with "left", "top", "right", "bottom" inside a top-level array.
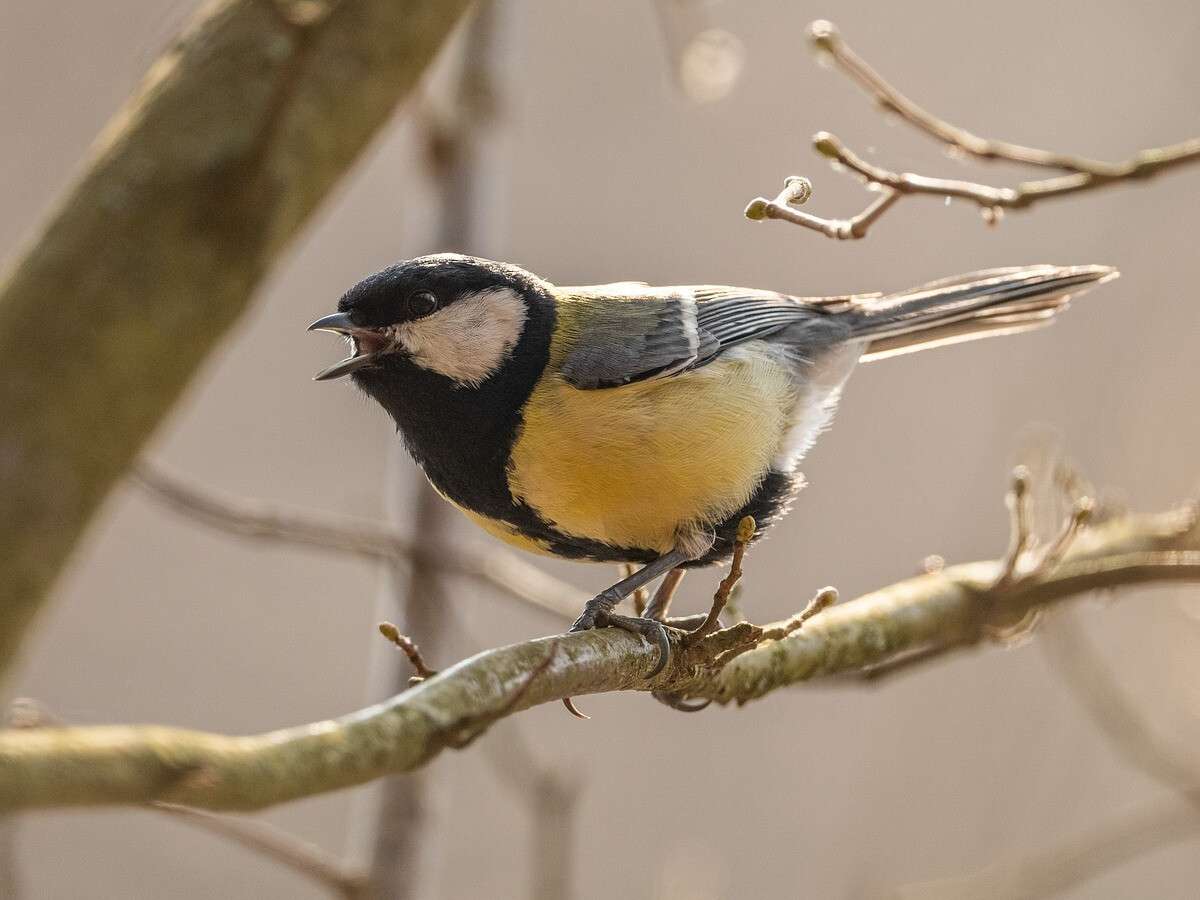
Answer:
[{"left": 309, "top": 253, "right": 1117, "bottom": 677}]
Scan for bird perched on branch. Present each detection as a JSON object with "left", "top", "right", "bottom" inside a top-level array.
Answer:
[{"left": 310, "top": 254, "right": 1116, "bottom": 675}]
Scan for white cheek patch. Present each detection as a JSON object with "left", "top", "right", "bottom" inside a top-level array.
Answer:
[{"left": 396, "top": 287, "right": 527, "bottom": 386}]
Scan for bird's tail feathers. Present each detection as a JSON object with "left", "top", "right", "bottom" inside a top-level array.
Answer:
[{"left": 849, "top": 264, "right": 1117, "bottom": 363}]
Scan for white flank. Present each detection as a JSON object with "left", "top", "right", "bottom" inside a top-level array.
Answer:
[{"left": 772, "top": 343, "right": 862, "bottom": 472}]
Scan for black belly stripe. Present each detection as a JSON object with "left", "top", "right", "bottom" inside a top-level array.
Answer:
[
  {"left": 352, "top": 272, "right": 803, "bottom": 569},
  {"left": 354, "top": 282, "right": 662, "bottom": 565},
  {"left": 683, "top": 469, "right": 803, "bottom": 568}
]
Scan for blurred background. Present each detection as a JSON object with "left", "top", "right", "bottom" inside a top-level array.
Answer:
[{"left": 3, "top": 0, "right": 1200, "bottom": 897}]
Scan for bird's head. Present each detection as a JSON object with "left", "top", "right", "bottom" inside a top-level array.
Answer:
[{"left": 309, "top": 253, "right": 550, "bottom": 388}]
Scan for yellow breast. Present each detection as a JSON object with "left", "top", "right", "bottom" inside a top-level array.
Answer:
[{"left": 507, "top": 343, "right": 794, "bottom": 554}]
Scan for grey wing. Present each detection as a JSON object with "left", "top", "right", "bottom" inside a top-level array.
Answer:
[
  {"left": 557, "top": 289, "right": 718, "bottom": 389},
  {"left": 691, "top": 286, "right": 820, "bottom": 347},
  {"left": 559, "top": 286, "right": 829, "bottom": 390}
]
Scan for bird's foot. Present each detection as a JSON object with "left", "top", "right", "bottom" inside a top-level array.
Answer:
[
  {"left": 569, "top": 592, "right": 682, "bottom": 679},
  {"left": 645, "top": 602, "right": 738, "bottom": 713}
]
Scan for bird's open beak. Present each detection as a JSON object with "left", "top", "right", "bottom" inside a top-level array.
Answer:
[{"left": 308, "top": 312, "right": 385, "bottom": 381}]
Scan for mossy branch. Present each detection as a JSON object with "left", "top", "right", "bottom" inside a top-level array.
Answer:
[
  {"left": 1, "top": 498, "right": 1197, "bottom": 812},
  {"left": 0, "top": 0, "right": 474, "bottom": 679}
]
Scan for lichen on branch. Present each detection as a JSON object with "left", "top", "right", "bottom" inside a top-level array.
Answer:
[{"left": 1, "top": 487, "right": 1197, "bottom": 813}]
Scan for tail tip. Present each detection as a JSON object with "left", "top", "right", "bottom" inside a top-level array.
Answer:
[{"left": 1070, "top": 263, "right": 1120, "bottom": 285}]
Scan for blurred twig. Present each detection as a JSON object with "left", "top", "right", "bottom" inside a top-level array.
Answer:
[
  {"left": 745, "top": 20, "right": 1200, "bottom": 239},
  {"left": 0, "top": 0, "right": 474, "bottom": 680},
  {"left": 907, "top": 615, "right": 1200, "bottom": 899},
  {"left": 4, "top": 473, "right": 1200, "bottom": 811},
  {"left": 366, "top": 481, "right": 451, "bottom": 900},
  {"left": 892, "top": 799, "right": 1200, "bottom": 900},
  {"left": 895, "top": 474, "right": 1200, "bottom": 899},
  {"left": 131, "top": 463, "right": 584, "bottom": 620},
  {"left": 155, "top": 805, "right": 370, "bottom": 900},
  {"left": 899, "top": 618, "right": 1200, "bottom": 897},
  {"left": 382, "top": 615, "right": 581, "bottom": 900},
  {"left": 845, "top": 467, "right": 1095, "bottom": 682},
  {"left": 482, "top": 723, "right": 579, "bottom": 900},
  {"left": 1042, "top": 614, "right": 1200, "bottom": 799}
]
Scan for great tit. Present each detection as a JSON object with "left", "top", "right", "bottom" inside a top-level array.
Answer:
[{"left": 310, "top": 254, "right": 1116, "bottom": 674}]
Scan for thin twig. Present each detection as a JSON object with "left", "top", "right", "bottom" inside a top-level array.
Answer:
[
  {"left": 918, "top": 609, "right": 1200, "bottom": 899},
  {"left": 807, "top": 19, "right": 1200, "bottom": 178},
  {"left": 994, "top": 466, "right": 1034, "bottom": 588},
  {"left": 892, "top": 799, "right": 1200, "bottom": 900},
  {"left": 894, "top": 473, "right": 1200, "bottom": 897},
  {"left": 745, "top": 175, "right": 899, "bottom": 240},
  {"left": 363, "top": 477, "right": 449, "bottom": 900},
  {"left": 152, "top": 805, "right": 370, "bottom": 899},
  {"left": 363, "top": 6, "right": 503, "bottom": 889},
  {"left": 745, "top": 20, "right": 1200, "bottom": 239},
  {"left": 994, "top": 466, "right": 1096, "bottom": 591},
  {"left": 654, "top": 522, "right": 758, "bottom": 713},
  {"left": 758, "top": 585, "right": 839, "bottom": 642},
  {"left": 481, "top": 722, "right": 579, "bottom": 900},
  {"left": 379, "top": 622, "right": 438, "bottom": 682},
  {"left": 848, "top": 469, "right": 1097, "bottom": 682},
  {"left": 1041, "top": 616, "right": 1200, "bottom": 801},
  {"left": 132, "top": 463, "right": 584, "bottom": 621},
  {"left": 685, "top": 516, "right": 755, "bottom": 644}
]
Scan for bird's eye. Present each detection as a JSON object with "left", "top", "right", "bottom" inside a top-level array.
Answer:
[{"left": 407, "top": 291, "right": 438, "bottom": 319}]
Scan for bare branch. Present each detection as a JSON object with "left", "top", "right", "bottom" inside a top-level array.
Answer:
[
  {"left": 482, "top": 723, "right": 579, "bottom": 900},
  {"left": 745, "top": 175, "right": 900, "bottom": 240},
  {"left": 893, "top": 800, "right": 1200, "bottom": 900},
  {"left": 6, "top": 698, "right": 368, "bottom": 897},
  {"left": 896, "top": 472, "right": 1200, "bottom": 898},
  {"left": 1042, "top": 617, "right": 1200, "bottom": 800},
  {"left": 807, "top": 19, "right": 1200, "bottom": 178},
  {"left": 152, "top": 805, "right": 370, "bottom": 899},
  {"left": 745, "top": 21, "right": 1200, "bottom": 239},
  {"left": 2, "top": 486, "right": 1199, "bottom": 811},
  {"left": 0, "top": 0, "right": 475, "bottom": 679},
  {"left": 364, "top": 480, "right": 449, "bottom": 900},
  {"left": 686, "top": 515, "right": 755, "bottom": 643},
  {"left": 132, "top": 463, "right": 585, "bottom": 621},
  {"left": 845, "top": 468, "right": 1099, "bottom": 681},
  {"left": 911, "top": 603, "right": 1200, "bottom": 900},
  {"left": 992, "top": 467, "right": 1034, "bottom": 588}
]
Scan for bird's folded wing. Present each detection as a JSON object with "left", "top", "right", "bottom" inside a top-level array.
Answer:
[{"left": 557, "top": 286, "right": 818, "bottom": 390}]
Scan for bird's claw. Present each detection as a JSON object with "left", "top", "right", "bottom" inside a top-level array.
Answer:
[
  {"left": 568, "top": 606, "right": 677, "bottom": 679},
  {"left": 650, "top": 691, "right": 711, "bottom": 712},
  {"left": 568, "top": 587, "right": 623, "bottom": 634},
  {"left": 598, "top": 612, "right": 677, "bottom": 679}
]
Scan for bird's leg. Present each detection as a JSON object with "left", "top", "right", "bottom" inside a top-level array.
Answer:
[
  {"left": 646, "top": 568, "right": 719, "bottom": 631},
  {"left": 643, "top": 569, "right": 731, "bottom": 633},
  {"left": 622, "top": 563, "right": 650, "bottom": 617},
  {"left": 569, "top": 550, "right": 693, "bottom": 678},
  {"left": 643, "top": 568, "right": 686, "bottom": 622}
]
